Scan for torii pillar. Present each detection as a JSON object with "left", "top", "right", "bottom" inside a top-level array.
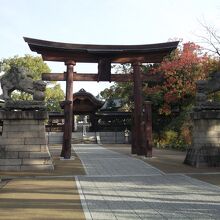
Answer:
[
  {"left": 132, "top": 62, "right": 145, "bottom": 155},
  {"left": 60, "top": 61, "right": 75, "bottom": 158}
]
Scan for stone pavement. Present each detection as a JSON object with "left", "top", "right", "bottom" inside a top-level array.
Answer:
[
  {"left": 74, "top": 144, "right": 162, "bottom": 177},
  {"left": 74, "top": 144, "right": 220, "bottom": 220}
]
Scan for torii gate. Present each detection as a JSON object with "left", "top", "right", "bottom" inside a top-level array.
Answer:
[{"left": 24, "top": 37, "right": 178, "bottom": 159}]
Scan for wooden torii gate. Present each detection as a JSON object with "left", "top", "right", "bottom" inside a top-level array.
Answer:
[{"left": 24, "top": 37, "right": 178, "bottom": 159}]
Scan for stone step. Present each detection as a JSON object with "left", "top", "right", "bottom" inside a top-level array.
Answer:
[
  {"left": 22, "top": 158, "right": 53, "bottom": 165},
  {"left": 0, "top": 159, "right": 22, "bottom": 166},
  {"left": 0, "top": 158, "right": 53, "bottom": 166},
  {"left": 0, "top": 164, "right": 54, "bottom": 171},
  {"left": 29, "top": 152, "right": 51, "bottom": 158},
  {"left": 2, "top": 131, "right": 45, "bottom": 138},
  {"left": 3, "top": 124, "right": 45, "bottom": 132},
  {"left": 20, "top": 164, "right": 54, "bottom": 171}
]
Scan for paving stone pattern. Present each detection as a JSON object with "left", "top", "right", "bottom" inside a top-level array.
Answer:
[
  {"left": 74, "top": 145, "right": 162, "bottom": 177},
  {"left": 74, "top": 144, "right": 220, "bottom": 220}
]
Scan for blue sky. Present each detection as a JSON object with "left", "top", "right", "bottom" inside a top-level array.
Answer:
[{"left": 0, "top": 0, "right": 220, "bottom": 95}]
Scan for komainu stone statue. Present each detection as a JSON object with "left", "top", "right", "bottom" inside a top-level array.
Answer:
[
  {"left": 0, "top": 65, "right": 46, "bottom": 101},
  {"left": 195, "top": 71, "right": 220, "bottom": 108},
  {"left": 0, "top": 65, "right": 54, "bottom": 171},
  {"left": 184, "top": 71, "right": 220, "bottom": 167},
  {"left": 0, "top": 65, "right": 46, "bottom": 110}
]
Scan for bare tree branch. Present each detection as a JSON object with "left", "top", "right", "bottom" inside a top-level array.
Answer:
[{"left": 196, "top": 20, "right": 220, "bottom": 57}]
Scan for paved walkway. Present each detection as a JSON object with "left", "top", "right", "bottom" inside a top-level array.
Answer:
[
  {"left": 74, "top": 144, "right": 220, "bottom": 220},
  {"left": 74, "top": 144, "right": 162, "bottom": 177}
]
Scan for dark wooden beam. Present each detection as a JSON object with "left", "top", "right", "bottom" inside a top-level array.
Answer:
[
  {"left": 42, "top": 73, "right": 133, "bottom": 82},
  {"left": 131, "top": 112, "right": 136, "bottom": 154},
  {"left": 73, "top": 73, "right": 97, "bottom": 81},
  {"left": 97, "top": 58, "right": 111, "bottom": 81},
  {"left": 132, "top": 62, "right": 144, "bottom": 156},
  {"left": 41, "top": 53, "right": 169, "bottom": 63},
  {"left": 60, "top": 61, "right": 75, "bottom": 159},
  {"left": 24, "top": 37, "right": 179, "bottom": 63},
  {"left": 144, "top": 101, "right": 153, "bottom": 157},
  {"left": 42, "top": 73, "right": 66, "bottom": 81},
  {"left": 42, "top": 72, "right": 163, "bottom": 82}
]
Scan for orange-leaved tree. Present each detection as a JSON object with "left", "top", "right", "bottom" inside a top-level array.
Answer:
[{"left": 145, "top": 42, "right": 218, "bottom": 115}]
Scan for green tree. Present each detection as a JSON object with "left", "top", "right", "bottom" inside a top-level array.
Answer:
[
  {"left": 0, "top": 55, "right": 65, "bottom": 112},
  {"left": 100, "top": 64, "right": 154, "bottom": 111},
  {"left": 0, "top": 55, "right": 50, "bottom": 80},
  {"left": 45, "top": 84, "right": 64, "bottom": 112}
]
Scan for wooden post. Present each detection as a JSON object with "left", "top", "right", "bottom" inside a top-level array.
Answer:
[
  {"left": 132, "top": 62, "right": 144, "bottom": 155},
  {"left": 144, "top": 101, "right": 153, "bottom": 157},
  {"left": 60, "top": 61, "right": 75, "bottom": 159},
  {"left": 89, "top": 113, "right": 98, "bottom": 132},
  {"left": 131, "top": 112, "right": 137, "bottom": 154},
  {"left": 72, "top": 114, "right": 75, "bottom": 131}
]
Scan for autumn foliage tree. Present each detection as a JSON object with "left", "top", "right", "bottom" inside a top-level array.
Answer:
[
  {"left": 142, "top": 42, "right": 220, "bottom": 149},
  {"left": 145, "top": 42, "right": 219, "bottom": 115}
]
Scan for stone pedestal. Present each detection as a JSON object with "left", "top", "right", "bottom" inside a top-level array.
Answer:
[
  {"left": 184, "top": 110, "right": 220, "bottom": 167},
  {"left": 0, "top": 111, "right": 54, "bottom": 171}
]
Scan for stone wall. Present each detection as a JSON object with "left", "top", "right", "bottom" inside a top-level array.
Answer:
[
  {"left": 47, "top": 131, "right": 131, "bottom": 145},
  {"left": 184, "top": 110, "right": 220, "bottom": 167},
  {"left": 0, "top": 111, "right": 54, "bottom": 171},
  {"left": 47, "top": 132, "right": 63, "bottom": 144},
  {"left": 99, "top": 132, "right": 131, "bottom": 144}
]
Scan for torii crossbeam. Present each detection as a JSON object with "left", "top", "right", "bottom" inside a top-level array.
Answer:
[{"left": 24, "top": 37, "right": 178, "bottom": 158}]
